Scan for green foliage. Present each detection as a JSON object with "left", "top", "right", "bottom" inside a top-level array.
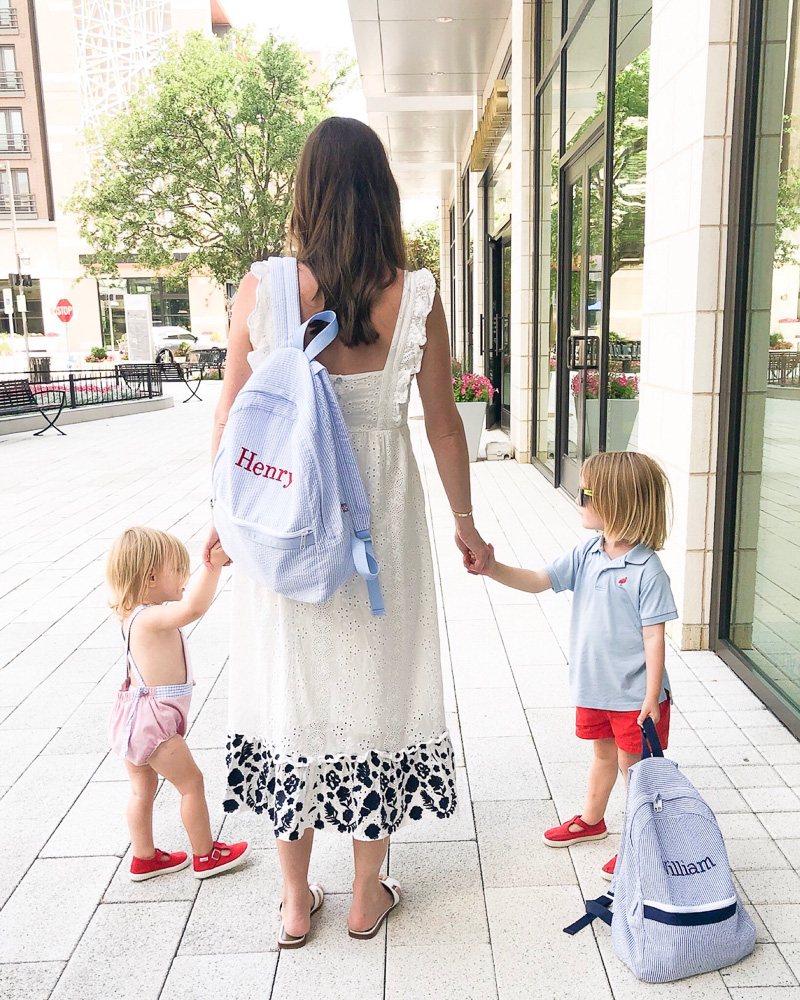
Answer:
[
  {"left": 550, "top": 51, "right": 649, "bottom": 278},
  {"left": 770, "top": 332, "right": 793, "bottom": 349},
  {"left": 85, "top": 345, "right": 109, "bottom": 362},
  {"left": 404, "top": 220, "right": 440, "bottom": 286},
  {"left": 69, "top": 31, "right": 351, "bottom": 286},
  {"left": 775, "top": 166, "right": 800, "bottom": 267},
  {"left": 174, "top": 341, "right": 191, "bottom": 357}
]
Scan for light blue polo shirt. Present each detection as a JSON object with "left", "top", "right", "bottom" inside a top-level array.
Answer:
[{"left": 545, "top": 536, "right": 678, "bottom": 711}]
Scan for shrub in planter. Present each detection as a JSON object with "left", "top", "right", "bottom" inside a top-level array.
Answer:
[{"left": 85, "top": 346, "right": 109, "bottom": 363}]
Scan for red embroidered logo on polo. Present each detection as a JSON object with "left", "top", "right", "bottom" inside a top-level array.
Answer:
[
  {"left": 619, "top": 577, "right": 628, "bottom": 585},
  {"left": 235, "top": 447, "right": 293, "bottom": 489}
]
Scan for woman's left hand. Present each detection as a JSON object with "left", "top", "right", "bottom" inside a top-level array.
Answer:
[{"left": 455, "top": 519, "right": 490, "bottom": 574}]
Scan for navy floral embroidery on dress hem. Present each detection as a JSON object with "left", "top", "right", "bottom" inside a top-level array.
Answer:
[{"left": 223, "top": 732, "right": 457, "bottom": 841}]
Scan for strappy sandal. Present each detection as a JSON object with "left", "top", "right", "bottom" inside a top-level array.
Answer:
[
  {"left": 277, "top": 883, "right": 324, "bottom": 950},
  {"left": 347, "top": 875, "right": 402, "bottom": 940}
]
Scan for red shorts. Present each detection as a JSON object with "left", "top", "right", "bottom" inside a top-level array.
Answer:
[{"left": 575, "top": 697, "right": 670, "bottom": 755}]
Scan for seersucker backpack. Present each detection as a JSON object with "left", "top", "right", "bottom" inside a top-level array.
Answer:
[
  {"left": 564, "top": 719, "right": 755, "bottom": 983},
  {"left": 211, "top": 257, "right": 384, "bottom": 615}
]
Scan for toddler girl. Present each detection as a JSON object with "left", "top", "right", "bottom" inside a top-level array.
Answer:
[
  {"left": 107, "top": 526, "right": 250, "bottom": 881},
  {"left": 477, "top": 451, "right": 677, "bottom": 881}
]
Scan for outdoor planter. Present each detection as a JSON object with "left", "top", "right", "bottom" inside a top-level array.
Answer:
[
  {"left": 585, "top": 398, "right": 639, "bottom": 452},
  {"left": 456, "top": 400, "right": 487, "bottom": 462}
]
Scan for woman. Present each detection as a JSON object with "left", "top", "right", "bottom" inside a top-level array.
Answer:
[{"left": 205, "top": 117, "right": 489, "bottom": 945}]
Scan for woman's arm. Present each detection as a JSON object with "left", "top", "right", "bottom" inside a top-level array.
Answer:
[
  {"left": 416, "top": 292, "right": 489, "bottom": 573},
  {"left": 204, "top": 271, "right": 258, "bottom": 568},
  {"left": 211, "top": 271, "right": 258, "bottom": 461}
]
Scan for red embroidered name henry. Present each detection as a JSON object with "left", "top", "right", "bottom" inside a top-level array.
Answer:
[{"left": 235, "top": 448, "right": 293, "bottom": 488}]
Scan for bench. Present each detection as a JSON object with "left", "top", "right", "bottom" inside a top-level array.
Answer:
[
  {"left": 187, "top": 347, "right": 226, "bottom": 379},
  {"left": 117, "top": 362, "right": 204, "bottom": 402},
  {"left": 0, "top": 378, "right": 67, "bottom": 435}
]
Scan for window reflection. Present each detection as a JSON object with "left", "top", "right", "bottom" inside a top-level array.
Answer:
[{"left": 729, "top": 0, "right": 800, "bottom": 708}]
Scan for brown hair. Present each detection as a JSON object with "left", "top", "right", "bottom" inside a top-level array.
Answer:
[
  {"left": 289, "top": 117, "right": 407, "bottom": 347},
  {"left": 106, "top": 526, "right": 190, "bottom": 618},
  {"left": 581, "top": 452, "right": 672, "bottom": 551}
]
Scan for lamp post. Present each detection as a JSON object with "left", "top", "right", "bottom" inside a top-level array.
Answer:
[{"left": 5, "top": 160, "right": 30, "bottom": 368}]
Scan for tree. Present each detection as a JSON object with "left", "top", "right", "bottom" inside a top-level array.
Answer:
[
  {"left": 404, "top": 220, "right": 440, "bottom": 286},
  {"left": 69, "top": 31, "right": 351, "bottom": 286}
]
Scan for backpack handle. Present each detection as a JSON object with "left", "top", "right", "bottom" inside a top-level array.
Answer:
[
  {"left": 640, "top": 717, "right": 664, "bottom": 759},
  {"left": 293, "top": 311, "right": 339, "bottom": 360}
]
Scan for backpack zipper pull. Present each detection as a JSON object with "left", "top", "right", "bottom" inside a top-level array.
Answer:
[{"left": 653, "top": 794, "right": 663, "bottom": 812}]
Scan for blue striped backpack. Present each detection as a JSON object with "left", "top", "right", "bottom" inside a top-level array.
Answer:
[
  {"left": 565, "top": 719, "right": 755, "bottom": 982},
  {"left": 211, "top": 257, "right": 384, "bottom": 615}
]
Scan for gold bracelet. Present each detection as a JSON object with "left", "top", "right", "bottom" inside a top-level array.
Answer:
[{"left": 452, "top": 508, "right": 473, "bottom": 518}]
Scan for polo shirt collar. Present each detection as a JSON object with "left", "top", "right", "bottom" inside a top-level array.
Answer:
[{"left": 590, "top": 536, "right": 654, "bottom": 568}]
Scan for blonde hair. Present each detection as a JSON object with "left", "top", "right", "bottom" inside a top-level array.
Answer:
[
  {"left": 106, "top": 526, "right": 190, "bottom": 618},
  {"left": 581, "top": 452, "right": 672, "bottom": 551}
]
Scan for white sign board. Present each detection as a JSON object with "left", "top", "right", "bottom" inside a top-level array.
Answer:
[
  {"left": 123, "top": 293, "right": 154, "bottom": 363},
  {"left": 16, "top": 293, "right": 26, "bottom": 313},
  {"left": 3, "top": 288, "right": 12, "bottom": 315}
]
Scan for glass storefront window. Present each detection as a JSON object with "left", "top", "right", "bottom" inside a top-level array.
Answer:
[
  {"left": 564, "top": 0, "right": 609, "bottom": 156},
  {"left": 99, "top": 278, "right": 127, "bottom": 347},
  {"left": 1, "top": 277, "right": 43, "bottom": 336},
  {"left": 533, "top": 0, "right": 651, "bottom": 483},
  {"left": 487, "top": 128, "right": 513, "bottom": 237},
  {"left": 539, "top": 0, "right": 563, "bottom": 77},
  {"left": 726, "top": 0, "right": 800, "bottom": 709},
  {"left": 606, "top": 3, "right": 652, "bottom": 452},
  {"left": 461, "top": 169, "right": 473, "bottom": 371},
  {"left": 535, "top": 74, "right": 561, "bottom": 470}
]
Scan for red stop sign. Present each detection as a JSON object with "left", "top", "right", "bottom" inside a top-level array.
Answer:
[{"left": 55, "top": 299, "right": 73, "bottom": 322}]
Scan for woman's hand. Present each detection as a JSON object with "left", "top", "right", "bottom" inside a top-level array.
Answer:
[
  {"left": 468, "top": 541, "right": 497, "bottom": 578},
  {"left": 203, "top": 523, "right": 231, "bottom": 569},
  {"left": 455, "top": 518, "right": 489, "bottom": 574}
]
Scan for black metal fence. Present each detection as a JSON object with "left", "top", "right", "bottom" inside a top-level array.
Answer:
[{"left": 7, "top": 368, "right": 164, "bottom": 409}]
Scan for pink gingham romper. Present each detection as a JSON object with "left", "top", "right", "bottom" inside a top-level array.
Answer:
[{"left": 107, "top": 604, "right": 194, "bottom": 766}]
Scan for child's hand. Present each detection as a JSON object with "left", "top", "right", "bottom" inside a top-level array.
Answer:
[
  {"left": 207, "top": 541, "right": 231, "bottom": 569},
  {"left": 637, "top": 697, "right": 661, "bottom": 727},
  {"left": 468, "top": 542, "right": 497, "bottom": 577}
]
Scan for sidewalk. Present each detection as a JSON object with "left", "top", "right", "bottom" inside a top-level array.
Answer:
[{"left": 2, "top": 384, "right": 800, "bottom": 1000}]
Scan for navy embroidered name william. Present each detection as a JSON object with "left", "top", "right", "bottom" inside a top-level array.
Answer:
[
  {"left": 236, "top": 447, "right": 293, "bottom": 489},
  {"left": 663, "top": 857, "right": 716, "bottom": 876}
]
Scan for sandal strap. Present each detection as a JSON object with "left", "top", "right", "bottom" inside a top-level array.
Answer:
[
  {"left": 309, "top": 883, "right": 325, "bottom": 913},
  {"left": 379, "top": 875, "right": 402, "bottom": 905}
]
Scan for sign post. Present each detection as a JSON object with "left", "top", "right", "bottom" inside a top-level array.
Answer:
[{"left": 55, "top": 298, "right": 73, "bottom": 356}]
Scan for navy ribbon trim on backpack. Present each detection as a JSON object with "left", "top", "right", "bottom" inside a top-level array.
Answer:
[
  {"left": 564, "top": 894, "right": 613, "bottom": 936},
  {"left": 642, "top": 900, "right": 738, "bottom": 926}
]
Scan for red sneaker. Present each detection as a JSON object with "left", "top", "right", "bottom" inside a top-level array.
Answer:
[
  {"left": 601, "top": 855, "right": 617, "bottom": 881},
  {"left": 129, "top": 848, "right": 190, "bottom": 882},
  {"left": 193, "top": 840, "right": 251, "bottom": 880},
  {"left": 542, "top": 814, "right": 608, "bottom": 847}
]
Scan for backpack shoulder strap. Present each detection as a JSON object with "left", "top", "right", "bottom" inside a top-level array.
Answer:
[
  {"left": 269, "top": 257, "right": 302, "bottom": 349},
  {"left": 318, "top": 372, "right": 384, "bottom": 617}
]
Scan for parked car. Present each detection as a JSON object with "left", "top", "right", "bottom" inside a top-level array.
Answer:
[{"left": 152, "top": 326, "right": 217, "bottom": 363}]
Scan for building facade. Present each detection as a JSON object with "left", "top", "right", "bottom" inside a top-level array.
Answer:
[
  {"left": 349, "top": 0, "right": 800, "bottom": 734},
  {"left": 0, "top": 0, "right": 230, "bottom": 361}
]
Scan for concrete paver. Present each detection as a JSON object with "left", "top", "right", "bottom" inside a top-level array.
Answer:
[{"left": 4, "top": 384, "right": 800, "bottom": 997}]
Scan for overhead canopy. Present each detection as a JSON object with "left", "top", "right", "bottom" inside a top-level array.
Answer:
[{"left": 348, "top": 0, "right": 511, "bottom": 200}]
